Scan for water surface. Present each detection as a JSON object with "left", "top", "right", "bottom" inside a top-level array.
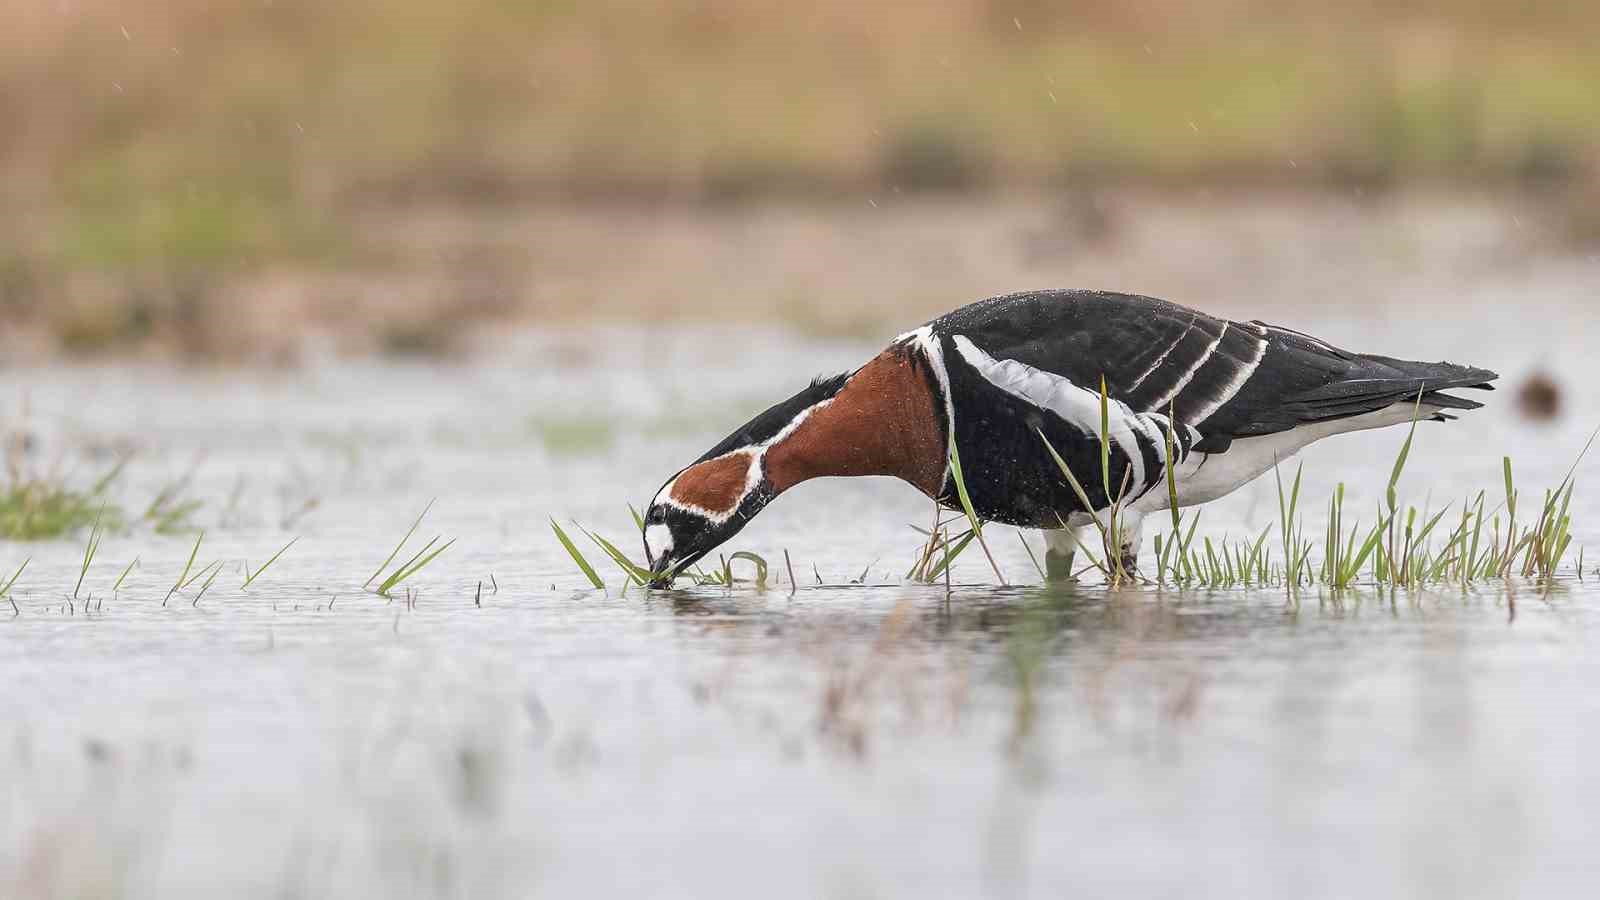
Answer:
[{"left": 3, "top": 308, "right": 1598, "bottom": 899}]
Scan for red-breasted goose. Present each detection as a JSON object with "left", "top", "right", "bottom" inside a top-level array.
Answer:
[{"left": 642, "top": 289, "right": 1498, "bottom": 585}]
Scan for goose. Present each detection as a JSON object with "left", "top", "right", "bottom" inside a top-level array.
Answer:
[{"left": 641, "top": 289, "right": 1497, "bottom": 585}]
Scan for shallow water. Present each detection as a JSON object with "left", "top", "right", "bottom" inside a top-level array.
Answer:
[{"left": 3, "top": 302, "right": 1599, "bottom": 898}]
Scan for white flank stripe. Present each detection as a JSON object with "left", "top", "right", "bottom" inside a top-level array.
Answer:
[
  {"left": 1145, "top": 412, "right": 1174, "bottom": 454},
  {"left": 1129, "top": 314, "right": 1198, "bottom": 391},
  {"left": 1188, "top": 329, "right": 1269, "bottom": 425},
  {"left": 1126, "top": 413, "right": 1165, "bottom": 466},
  {"left": 1268, "top": 323, "right": 1336, "bottom": 353},
  {"left": 1148, "top": 322, "right": 1228, "bottom": 414},
  {"left": 952, "top": 335, "right": 1146, "bottom": 493},
  {"left": 1139, "top": 412, "right": 1200, "bottom": 496}
]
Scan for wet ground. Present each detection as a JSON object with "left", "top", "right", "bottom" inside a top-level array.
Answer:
[{"left": 3, "top": 243, "right": 1600, "bottom": 897}]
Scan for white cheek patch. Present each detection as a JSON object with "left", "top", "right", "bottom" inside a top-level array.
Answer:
[{"left": 644, "top": 523, "right": 672, "bottom": 561}]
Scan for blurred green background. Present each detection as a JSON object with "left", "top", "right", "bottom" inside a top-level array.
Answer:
[{"left": 2, "top": 0, "right": 1596, "bottom": 360}]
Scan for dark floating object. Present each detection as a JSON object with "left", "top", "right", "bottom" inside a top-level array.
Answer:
[{"left": 1516, "top": 372, "right": 1563, "bottom": 422}]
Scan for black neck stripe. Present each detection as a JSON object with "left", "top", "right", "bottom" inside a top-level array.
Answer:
[{"left": 695, "top": 371, "right": 853, "bottom": 463}]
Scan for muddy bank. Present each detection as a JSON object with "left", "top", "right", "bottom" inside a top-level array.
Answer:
[{"left": 3, "top": 189, "right": 1596, "bottom": 364}]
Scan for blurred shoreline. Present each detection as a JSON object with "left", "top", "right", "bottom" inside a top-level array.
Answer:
[
  {"left": 2, "top": 186, "right": 1595, "bottom": 365},
  {"left": 4, "top": 2, "right": 1598, "bottom": 364}
]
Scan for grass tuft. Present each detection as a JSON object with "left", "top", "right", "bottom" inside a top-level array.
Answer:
[
  {"left": 0, "top": 462, "right": 125, "bottom": 541},
  {"left": 365, "top": 500, "right": 435, "bottom": 590},
  {"left": 374, "top": 536, "right": 456, "bottom": 598}
]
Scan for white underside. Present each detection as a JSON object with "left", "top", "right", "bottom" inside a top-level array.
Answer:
[{"left": 1053, "top": 402, "right": 1444, "bottom": 529}]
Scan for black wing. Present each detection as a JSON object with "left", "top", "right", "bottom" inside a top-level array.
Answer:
[{"left": 928, "top": 289, "right": 1498, "bottom": 450}]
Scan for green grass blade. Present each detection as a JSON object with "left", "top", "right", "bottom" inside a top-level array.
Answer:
[
  {"left": 948, "top": 437, "right": 1006, "bottom": 584},
  {"left": 0, "top": 558, "right": 29, "bottom": 597},
  {"left": 727, "top": 551, "right": 769, "bottom": 588},
  {"left": 243, "top": 537, "right": 299, "bottom": 590},
  {"left": 191, "top": 562, "right": 223, "bottom": 607},
  {"left": 582, "top": 527, "right": 653, "bottom": 586},
  {"left": 181, "top": 558, "right": 222, "bottom": 590},
  {"left": 89, "top": 458, "right": 129, "bottom": 497},
  {"left": 74, "top": 508, "right": 106, "bottom": 600},
  {"left": 164, "top": 530, "right": 204, "bottom": 606},
  {"left": 1412, "top": 505, "right": 1453, "bottom": 551},
  {"left": 925, "top": 531, "right": 976, "bottom": 582},
  {"left": 1037, "top": 428, "right": 1107, "bottom": 542},
  {"left": 382, "top": 536, "right": 440, "bottom": 588},
  {"left": 365, "top": 499, "right": 435, "bottom": 589},
  {"left": 1165, "top": 408, "right": 1182, "bottom": 536},
  {"left": 1067, "top": 521, "right": 1111, "bottom": 577},
  {"left": 1387, "top": 391, "right": 1424, "bottom": 517},
  {"left": 112, "top": 556, "right": 140, "bottom": 593},
  {"left": 1017, "top": 533, "right": 1046, "bottom": 581},
  {"left": 378, "top": 538, "right": 456, "bottom": 596},
  {"left": 1343, "top": 518, "right": 1389, "bottom": 586},
  {"left": 1099, "top": 376, "right": 1112, "bottom": 501},
  {"left": 550, "top": 518, "right": 604, "bottom": 589}
]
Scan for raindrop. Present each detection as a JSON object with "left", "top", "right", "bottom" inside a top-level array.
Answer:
[{"left": 120, "top": 25, "right": 130, "bottom": 41}]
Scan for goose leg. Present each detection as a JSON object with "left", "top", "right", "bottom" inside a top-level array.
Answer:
[{"left": 1042, "top": 526, "right": 1091, "bottom": 582}]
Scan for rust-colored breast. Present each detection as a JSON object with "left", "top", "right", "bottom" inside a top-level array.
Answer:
[
  {"left": 669, "top": 451, "right": 754, "bottom": 515},
  {"left": 764, "top": 349, "right": 945, "bottom": 497}
]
